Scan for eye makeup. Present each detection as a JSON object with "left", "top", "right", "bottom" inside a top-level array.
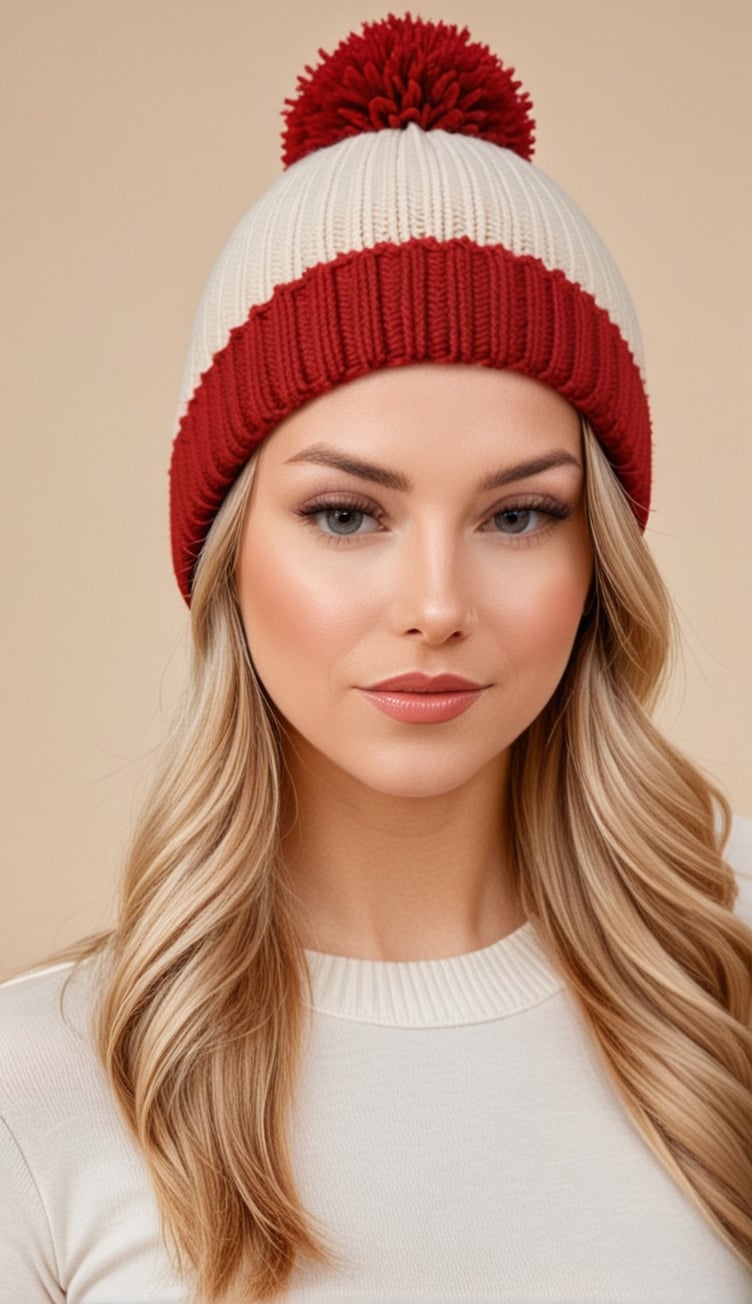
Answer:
[{"left": 293, "top": 490, "right": 575, "bottom": 544}]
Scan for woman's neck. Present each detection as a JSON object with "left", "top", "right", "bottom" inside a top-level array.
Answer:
[{"left": 279, "top": 740, "right": 524, "bottom": 962}]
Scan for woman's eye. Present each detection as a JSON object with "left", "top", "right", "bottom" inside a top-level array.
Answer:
[
  {"left": 319, "top": 507, "right": 372, "bottom": 535},
  {"left": 297, "top": 500, "right": 382, "bottom": 537},
  {"left": 489, "top": 500, "right": 571, "bottom": 536},
  {"left": 491, "top": 508, "right": 538, "bottom": 535}
]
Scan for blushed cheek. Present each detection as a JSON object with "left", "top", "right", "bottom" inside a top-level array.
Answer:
[
  {"left": 238, "top": 538, "right": 362, "bottom": 691},
  {"left": 498, "top": 557, "right": 591, "bottom": 671}
]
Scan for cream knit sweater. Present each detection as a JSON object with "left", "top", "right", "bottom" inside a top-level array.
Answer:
[{"left": 2, "top": 817, "right": 752, "bottom": 1303}]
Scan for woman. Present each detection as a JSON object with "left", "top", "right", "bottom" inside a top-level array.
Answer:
[{"left": 1, "top": 15, "right": 751, "bottom": 1303}]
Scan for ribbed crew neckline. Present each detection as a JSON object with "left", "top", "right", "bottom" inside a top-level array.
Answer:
[{"left": 303, "top": 920, "right": 564, "bottom": 1027}]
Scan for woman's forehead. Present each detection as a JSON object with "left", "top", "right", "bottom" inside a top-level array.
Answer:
[{"left": 258, "top": 364, "right": 583, "bottom": 473}]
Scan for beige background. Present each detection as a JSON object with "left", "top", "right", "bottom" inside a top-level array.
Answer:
[{"left": 1, "top": 0, "right": 750, "bottom": 979}]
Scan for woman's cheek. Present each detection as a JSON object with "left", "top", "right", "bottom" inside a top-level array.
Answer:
[
  {"left": 490, "top": 556, "right": 590, "bottom": 656},
  {"left": 239, "top": 535, "right": 358, "bottom": 680}
]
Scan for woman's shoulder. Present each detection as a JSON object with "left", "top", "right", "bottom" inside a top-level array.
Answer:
[
  {"left": 0, "top": 954, "right": 105, "bottom": 1119},
  {"left": 0, "top": 955, "right": 180, "bottom": 1300},
  {"left": 0, "top": 952, "right": 98, "bottom": 1030},
  {"left": 725, "top": 811, "right": 752, "bottom": 926}
]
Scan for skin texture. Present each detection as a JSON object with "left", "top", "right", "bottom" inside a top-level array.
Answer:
[{"left": 237, "top": 364, "right": 593, "bottom": 961}]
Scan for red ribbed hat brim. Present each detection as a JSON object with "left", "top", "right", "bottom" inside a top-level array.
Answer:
[{"left": 170, "top": 236, "right": 651, "bottom": 603}]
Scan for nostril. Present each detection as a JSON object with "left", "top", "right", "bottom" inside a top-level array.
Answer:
[{"left": 405, "top": 625, "right": 468, "bottom": 641}]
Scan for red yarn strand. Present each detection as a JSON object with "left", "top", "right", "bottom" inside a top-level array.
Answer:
[{"left": 282, "top": 14, "right": 535, "bottom": 168}]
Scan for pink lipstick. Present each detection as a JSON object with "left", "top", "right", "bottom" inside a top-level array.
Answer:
[{"left": 358, "top": 672, "right": 486, "bottom": 724}]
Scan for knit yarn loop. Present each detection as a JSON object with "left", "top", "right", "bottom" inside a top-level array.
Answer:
[{"left": 282, "top": 13, "right": 536, "bottom": 168}]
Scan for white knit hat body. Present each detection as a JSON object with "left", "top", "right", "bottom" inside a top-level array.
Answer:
[{"left": 176, "top": 125, "right": 644, "bottom": 427}]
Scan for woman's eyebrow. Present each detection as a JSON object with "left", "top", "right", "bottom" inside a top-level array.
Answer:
[
  {"left": 285, "top": 445, "right": 410, "bottom": 490},
  {"left": 284, "top": 443, "right": 581, "bottom": 492},
  {"left": 477, "top": 452, "right": 581, "bottom": 491}
]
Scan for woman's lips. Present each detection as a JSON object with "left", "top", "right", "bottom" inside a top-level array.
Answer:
[
  {"left": 365, "top": 672, "right": 484, "bottom": 692},
  {"left": 357, "top": 680, "right": 486, "bottom": 724}
]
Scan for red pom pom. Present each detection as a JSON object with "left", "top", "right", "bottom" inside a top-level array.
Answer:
[{"left": 282, "top": 13, "right": 535, "bottom": 169}]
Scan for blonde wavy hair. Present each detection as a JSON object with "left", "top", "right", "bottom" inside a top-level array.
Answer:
[{"left": 85, "top": 415, "right": 752, "bottom": 1301}]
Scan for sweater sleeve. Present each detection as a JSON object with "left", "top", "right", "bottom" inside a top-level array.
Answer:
[{"left": 0, "top": 1115, "right": 62, "bottom": 1302}]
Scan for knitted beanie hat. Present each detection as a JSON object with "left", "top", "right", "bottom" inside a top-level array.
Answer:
[{"left": 170, "top": 14, "right": 650, "bottom": 604}]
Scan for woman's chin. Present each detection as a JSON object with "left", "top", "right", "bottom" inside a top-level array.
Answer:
[{"left": 282, "top": 734, "right": 511, "bottom": 804}]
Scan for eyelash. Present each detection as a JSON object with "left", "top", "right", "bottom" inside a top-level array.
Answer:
[
  {"left": 294, "top": 492, "right": 573, "bottom": 545},
  {"left": 294, "top": 495, "right": 385, "bottom": 539}
]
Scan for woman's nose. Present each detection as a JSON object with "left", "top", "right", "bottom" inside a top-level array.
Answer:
[{"left": 391, "top": 528, "right": 479, "bottom": 644}]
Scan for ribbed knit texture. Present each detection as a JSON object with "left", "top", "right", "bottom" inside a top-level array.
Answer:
[
  {"left": 175, "top": 127, "right": 644, "bottom": 422},
  {"left": 304, "top": 920, "right": 562, "bottom": 1027},
  {"left": 170, "top": 234, "right": 649, "bottom": 600},
  {"left": 169, "top": 118, "right": 652, "bottom": 603}
]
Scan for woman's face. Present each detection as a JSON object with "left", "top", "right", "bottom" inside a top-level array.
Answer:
[{"left": 237, "top": 364, "right": 592, "bottom": 799}]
